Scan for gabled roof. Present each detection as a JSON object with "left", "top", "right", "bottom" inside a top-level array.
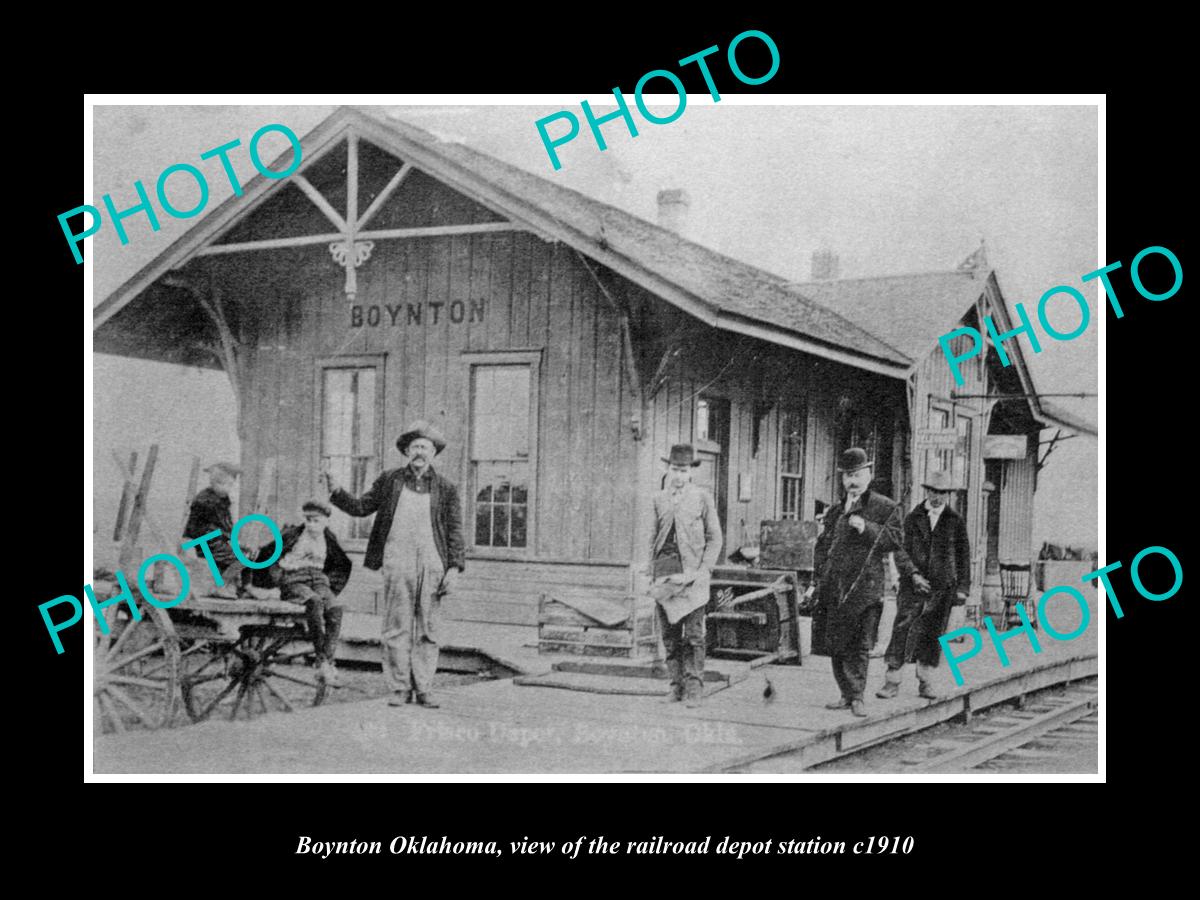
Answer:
[
  {"left": 94, "top": 106, "right": 911, "bottom": 378},
  {"left": 789, "top": 270, "right": 987, "bottom": 364},
  {"left": 788, "top": 270, "right": 1098, "bottom": 437}
]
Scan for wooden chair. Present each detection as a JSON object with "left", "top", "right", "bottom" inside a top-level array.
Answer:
[{"left": 998, "top": 561, "right": 1035, "bottom": 631}]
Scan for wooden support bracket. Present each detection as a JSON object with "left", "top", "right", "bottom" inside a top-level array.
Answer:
[{"left": 574, "top": 249, "right": 647, "bottom": 440}]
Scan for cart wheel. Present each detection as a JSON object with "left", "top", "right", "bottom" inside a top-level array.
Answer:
[
  {"left": 181, "top": 627, "right": 327, "bottom": 722},
  {"left": 94, "top": 604, "right": 180, "bottom": 735}
]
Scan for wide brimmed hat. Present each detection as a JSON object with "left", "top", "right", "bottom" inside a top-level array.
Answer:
[
  {"left": 922, "top": 469, "right": 959, "bottom": 492},
  {"left": 396, "top": 420, "right": 447, "bottom": 456},
  {"left": 837, "top": 447, "right": 872, "bottom": 473},
  {"left": 661, "top": 443, "right": 703, "bottom": 467},
  {"left": 204, "top": 461, "right": 242, "bottom": 477},
  {"left": 302, "top": 499, "right": 332, "bottom": 517}
]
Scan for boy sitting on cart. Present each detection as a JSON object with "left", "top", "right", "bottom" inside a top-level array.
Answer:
[{"left": 244, "top": 500, "right": 353, "bottom": 686}]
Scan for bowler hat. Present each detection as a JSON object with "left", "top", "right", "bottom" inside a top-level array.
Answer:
[
  {"left": 302, "top": 499, "right": 332, "bottom": 517},
  {"left": 661, "top": 443, "right": 703, "bottom": 467},
  {"left": 396, "top": 420, "right": 447, "bottom": 456},
  {"left": 922, "top": 469, "right": 959, "bottom": 492},
  {"left": 205, "top": 461, "right": 242, "bottom": 477},
  {"left": 837, "top": 447, "right": 872, "bottom": 473}
]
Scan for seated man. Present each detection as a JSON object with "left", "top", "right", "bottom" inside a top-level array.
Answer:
[
  {"left": 182, "top": 461, "right": 243, "bottom": 598},
  {"left": 247, "top": 500, "right": 353, "bottom": 685}
]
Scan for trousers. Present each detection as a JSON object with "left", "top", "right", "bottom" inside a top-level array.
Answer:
[
  {"left": 830, "top": 603, "right": 882, "bottom": 701},
  {"left": 884, "top": 590, "right": 940, "bottom": 681},
  {"left": 281, "top": 568, "right": 343, "bottom": 662},
  {"left": 656, "top": 604, "right": 706, "bottom": 700},
  {"left": 381, "top": 545, "right": 443, "bottom": 697}
]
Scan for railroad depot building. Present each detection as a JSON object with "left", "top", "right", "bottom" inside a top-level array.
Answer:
[{"left": 93, "top": 106, "right": 1094, "bottom": 626}]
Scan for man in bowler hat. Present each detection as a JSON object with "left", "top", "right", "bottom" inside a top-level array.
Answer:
[
  {"left": 326, "top": 421, "right": 465, "bottom": 708},
  {"left": 876, "top": 469, "right": 970, "bottom": 700},
  {"left": 645, "top": 444, "right": 723, "bottom": 707},
  {"left": 810, "top": 447, "right": 912, "bottom": 717}
]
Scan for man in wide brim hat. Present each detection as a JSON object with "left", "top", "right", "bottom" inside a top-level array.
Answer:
[
  {"left": 661, "top": 444, "right": 703, "bottom": 467},
  {"left": 876, "top": 468, "right": 971, "bottom": 702},
  {"left": 396, "top": 421, "right": 447, "bottom": 457},
  {"left": 645, "top": 443, "right": 723, "bottom": 707},
  {"left": 327, "top": 419, "right": 464, "bottom": 709}
]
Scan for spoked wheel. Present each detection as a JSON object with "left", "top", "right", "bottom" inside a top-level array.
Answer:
[
  {"left": 181, "top": 627, "right": 327, "bottom": 722},
  {"left": 94, "top": 604, "right": 180, "bottom": 735}
]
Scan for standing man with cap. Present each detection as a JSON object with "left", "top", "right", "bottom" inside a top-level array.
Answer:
[
  {"left": 183, "top": 461, "right": 243, "bottom": 598},
  {"left": 645, "top": 444, "right": 723, "bottom": 708},
  {"left": 810, "top": 447, "right": 912, "bottom": 717},
  {"left": 325, "top": 421, "right": 464, "bottom": 708},
  {"left": 876, "top": 469, "right": 971, "bottom": 701}
]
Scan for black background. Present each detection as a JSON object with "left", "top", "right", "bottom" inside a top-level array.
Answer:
[{"left": 15, "top": 15, "right": 1188, "bottom": 883}]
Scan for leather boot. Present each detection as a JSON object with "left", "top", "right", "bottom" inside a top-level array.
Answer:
[{"left": 876, "top": 681, "right": 900, "bottom": 700}]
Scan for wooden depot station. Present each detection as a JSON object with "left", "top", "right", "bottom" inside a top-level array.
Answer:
[{"left": 94, "top": 106, "right": 1095, "bottom": 669}]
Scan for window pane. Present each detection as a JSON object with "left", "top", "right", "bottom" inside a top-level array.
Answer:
[
  {"left": 472, "top": 365, "right": 530, "bottom": 460},
  {"left": 696, "top": 399, "right": 710, "bottom": 443},
  {"left": 511, "top": 505, "right": 527, "bottom": 547},
  {"left": 356, "top": 369, "right": 375, "bottom": 453},
  {"left": 781, "top": 408, "right": 805, "bottom": 474},
  {"left": 323, "top": 370, "right": 354, "bottom": 457},
  {"left": 493, "top": 504, "right": 509, "bottom": 548},
  {"left": 475, "top": 504, "right": 492, "bottom": 545}
]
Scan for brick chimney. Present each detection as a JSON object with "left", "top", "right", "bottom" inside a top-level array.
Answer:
[
  {"left": 811, "top": 249, "right": 840, "bottom": 281},
  {"left": 657, "top": 189, "right": 690, "bottom": 236}
]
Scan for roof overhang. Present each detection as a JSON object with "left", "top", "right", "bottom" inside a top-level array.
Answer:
[{"left": 93, "top": 107, "right": 912, "bottom": 380}]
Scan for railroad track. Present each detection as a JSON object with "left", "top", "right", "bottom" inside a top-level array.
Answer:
[{"left": 805, "top": 679, "right": 1098, "bottom": 773}]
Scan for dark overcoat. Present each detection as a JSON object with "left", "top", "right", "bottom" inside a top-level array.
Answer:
[
  {"left": 330, "top": 465, "right": 465, "bottom": 572},
  {"left": 182, "top": 487, "right": 233, "bottom": 541},
  {"left": 891, "top": 502, "right": 971, "bottom": 666},
  {"left": 812, "top": 488, "right": 911, "bottom": 656},
  {"left": 245, "top": 525, "right": 353, "bottom": 595}
]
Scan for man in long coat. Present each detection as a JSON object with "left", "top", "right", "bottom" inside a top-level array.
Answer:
[
  {"left": 876, "top": 469, "right": 971, "bottom": 700},
  {"left": 811, "top": 448, "right": 912, "bottom": 717},
  {"left": 646, "top": 444, "right": 724, "bottom": 707},
  {"left": 326, "top": 421, "right": 465, "bottom": 708}
]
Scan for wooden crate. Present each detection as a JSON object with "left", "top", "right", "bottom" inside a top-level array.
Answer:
[
  {"left": 707, "top": 567, "right": 801, "bottom": 663},
  {"left": 537, "top": 594, "right": 659, "bottom": 659}
]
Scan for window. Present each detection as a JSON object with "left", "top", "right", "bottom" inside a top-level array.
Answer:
[
  {"left": 926, "top": 401, "right": 972, "bottom": 522},
  {"left": 468, "top": 354, "right": 539, "bottom": 551},
  {"left": 319, "top": 359, "right": 382, "bottom": 542},
  {"left": 778, "top": 406, "right": 806, "bottom": 519}
]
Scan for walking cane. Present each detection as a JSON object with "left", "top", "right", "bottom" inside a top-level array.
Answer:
[{"left": 828, "top": 501, "right": 903, "bottom": 609}]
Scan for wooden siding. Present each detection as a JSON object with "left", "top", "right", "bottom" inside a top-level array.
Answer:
[
  {"left": 202, "top": 225, "right": 649, "bottom": 620},
  {"left": 998, "top": 441, "right": 1038, "bottom": 565}
]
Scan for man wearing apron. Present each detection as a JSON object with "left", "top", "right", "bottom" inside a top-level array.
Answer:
[{"left": 328, "top": 421, "right": 465, "bottom": 708}]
